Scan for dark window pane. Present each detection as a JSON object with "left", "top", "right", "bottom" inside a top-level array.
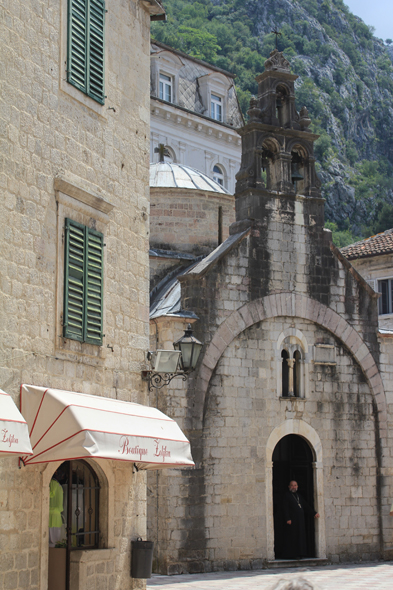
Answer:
[
  {"left": 281, "top": 350, "right": 289, "bottom": 397},
  {"left": 379, "top": 280, "right": 389, "bottom": 314}
]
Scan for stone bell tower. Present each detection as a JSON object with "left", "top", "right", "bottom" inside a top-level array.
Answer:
[
  {"left": 231, "top": 49, "right": 334, "bottom": 303},
  {"left": 235, "top": 49, "right": 321, "bottom": 221}
]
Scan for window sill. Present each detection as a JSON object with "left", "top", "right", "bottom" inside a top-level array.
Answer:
[
  {"left": 59, "top": 78, "right": 107, "bottom": 119},
  {"left": 279, "top": 396, "right": 305, "bottom": 400}
]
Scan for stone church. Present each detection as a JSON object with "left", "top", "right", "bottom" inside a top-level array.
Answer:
[{"left": 147, "top": 50, "right": 393, "bottom": 573}]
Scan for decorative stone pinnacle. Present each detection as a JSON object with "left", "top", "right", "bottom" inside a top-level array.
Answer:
[
  {"left": 264, "top": 49, "right": 291, "bottom": 73},
  {"left": 247, "top": 96, "right": 262, "bottom": 121}
]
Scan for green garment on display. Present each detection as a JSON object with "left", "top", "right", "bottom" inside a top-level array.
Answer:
[{"left": 49, "top": 479, "right": 64, "bottom": 528}]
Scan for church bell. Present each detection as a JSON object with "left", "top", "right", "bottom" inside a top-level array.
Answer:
[{"left": 291, "top": 162, "right": 304, "bottom": 183}]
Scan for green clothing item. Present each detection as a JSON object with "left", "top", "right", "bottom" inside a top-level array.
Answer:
[{"left": 49, "top": 479, "right": 63, "bottom": 528}]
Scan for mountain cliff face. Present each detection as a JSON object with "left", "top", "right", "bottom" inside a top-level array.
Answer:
[{"left": 152, "top": 0, "right": 393, "bottom": 242}]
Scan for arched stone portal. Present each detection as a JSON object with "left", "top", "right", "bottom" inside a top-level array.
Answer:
[
  {"left": 196, "top": 293, "right": 387, "bottom": 439},
  {"left": 273, "top": 435, "right": 315, "bottom": 558},
  {"left": 265, "top": 420, "right": 326, "bottom": 561}
]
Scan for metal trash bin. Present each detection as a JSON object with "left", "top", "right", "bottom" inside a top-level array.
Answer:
[{"left": 131, "top": 537, "right": 154, "bottom": 578}]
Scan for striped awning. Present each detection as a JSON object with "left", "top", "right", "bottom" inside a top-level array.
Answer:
[
  {"left": 20, "top": 384, "right": 194, "bottom": 469},
  {"left": 0, "top": 389, "right": 33, "bottom": 457}
]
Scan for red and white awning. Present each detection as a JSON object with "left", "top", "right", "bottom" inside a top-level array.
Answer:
[
  {"left": 20, "top": 384, "right": 194, "bottom": 469},
  {"left": 0, "top": 389, "right": 33, "bottom": 457}
]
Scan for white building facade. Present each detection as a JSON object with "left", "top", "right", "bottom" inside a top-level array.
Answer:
[{"left": 150, "top": 41, "right": 243, "bottom": 194}]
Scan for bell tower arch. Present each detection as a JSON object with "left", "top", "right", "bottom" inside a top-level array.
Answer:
[{"left": 235, "top": 49, "right": 321, "bottom": 220}]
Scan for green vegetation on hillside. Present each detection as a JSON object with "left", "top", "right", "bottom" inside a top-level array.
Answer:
[{"left": 152, "top": 0, "right": 393, "bottom": 242}]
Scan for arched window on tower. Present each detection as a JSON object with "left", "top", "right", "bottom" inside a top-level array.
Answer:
[
  {"left": 275, "top": 85, "right": 289, "bottom": 127},
  {"left": 213, "top": 164, "right": 224, "bottom": 186},
  {"left": 260, "top": 139, "right": 279, "bottom": 191},
  {"left": 291, "top": 148, "right": 306, "bottom": 195}
]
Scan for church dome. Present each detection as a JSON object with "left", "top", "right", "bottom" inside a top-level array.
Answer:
[{"left": 150, "top": 162, "right": 229, "bottom": 194}]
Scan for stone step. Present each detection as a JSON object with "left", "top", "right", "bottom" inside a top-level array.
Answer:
[{"left": 266, "top": 558, "right": 329, "bottom": 569}]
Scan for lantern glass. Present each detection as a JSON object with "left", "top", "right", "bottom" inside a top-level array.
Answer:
[{"left": 173, "top": 325, "right": 203, "bottom": 372}]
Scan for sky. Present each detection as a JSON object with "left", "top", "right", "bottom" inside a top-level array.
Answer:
[{"left": 343, "top": 0, "right": 392, "bottom": 41}]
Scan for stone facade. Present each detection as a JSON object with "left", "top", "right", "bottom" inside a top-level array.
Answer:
[
  {"left": 0, "top": 1, "right": 163, "bottom": 589},
  {"left": 147, "top": 50, "right": 393, "bottom": 573}
]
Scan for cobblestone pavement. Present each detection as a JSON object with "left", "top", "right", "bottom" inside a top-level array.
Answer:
[{"left": 147, "top": 562, "right": 393, "bottom": 589}]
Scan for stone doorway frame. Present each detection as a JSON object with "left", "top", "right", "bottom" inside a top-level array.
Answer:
[
  {"left": 265, "top": 419, "right": 326, "bottom": 561},
  {"left": 39, "top": 459, "right": 114, "bottom": 590}
]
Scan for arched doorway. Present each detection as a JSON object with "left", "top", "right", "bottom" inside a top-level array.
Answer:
[
  {"left": 273, "top": 434, "right": 315, "bottom": 559},
  {"left": 48, "top": 460, "right": 100, "bottom": 590}
]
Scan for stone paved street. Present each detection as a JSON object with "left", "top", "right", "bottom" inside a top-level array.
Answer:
[{"left": 147, "top": 562, "right": 393, "bottom": 589}]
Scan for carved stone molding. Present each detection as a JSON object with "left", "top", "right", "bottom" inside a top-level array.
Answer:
[{"left": 264, "top": 49, "right": 291, "bottom": 73}]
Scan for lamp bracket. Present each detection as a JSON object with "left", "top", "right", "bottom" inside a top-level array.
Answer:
[{"left": 142, "top": 370, "right": 188, "bottom": 392}]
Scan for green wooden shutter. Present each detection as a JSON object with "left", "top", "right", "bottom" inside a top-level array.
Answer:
[
  {"left": 67, "top": 0, "right": 88, "bottom": 93},
  {"left": 87, "top": 0, "right": 105, "bottom": 104},
  {"left": 67, "top": 0, "right": 105, "bottom": 104},
  {"left": 84, "top": 227, "right": 104, "bottom": 345},
  {"left": 64, "top": 219, "right": 86, "bottom": 342}
]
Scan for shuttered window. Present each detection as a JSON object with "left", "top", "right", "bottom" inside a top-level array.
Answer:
[
  {"left": 67, "top": 0, "right": 105, "bottom": 105},
  {"left": 64, "top": 218, "right": 104, "bottom": 345}
]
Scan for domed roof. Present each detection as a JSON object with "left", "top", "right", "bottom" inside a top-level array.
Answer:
[{"left": 150, "top": 162, "right": 229, "bottom": 194}]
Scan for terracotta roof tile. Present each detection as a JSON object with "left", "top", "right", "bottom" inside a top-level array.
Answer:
[{"left": 340, "top": 229, "right": 393, "bottom": 260}]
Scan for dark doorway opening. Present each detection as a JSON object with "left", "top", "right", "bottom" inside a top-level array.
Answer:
[{"left": 272, "top": 434, "right": 315, "bottom": 559}]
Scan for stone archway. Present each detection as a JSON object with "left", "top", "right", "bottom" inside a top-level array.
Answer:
[
  {"left": 196, "top": 293, "right": 387, "bottom": 439},
  {"left": 194, "top": 293, "right": 388, "bottom": 558},
  {"left": 265, "top": 420, "right": 325, "bottom": 561}
]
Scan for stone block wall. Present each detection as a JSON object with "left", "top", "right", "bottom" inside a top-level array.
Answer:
[
  {"left": 204, "top": 319, "right": 379, "bottom": 566},
  {"left": 150, "top": 188, "right": 235, "bottom": 255},
  {"left": 147, "top": 186, "right": 390, "bottom": 572},
  {"left": 1, "top": 0, "right": 153, "bottom": 588}
]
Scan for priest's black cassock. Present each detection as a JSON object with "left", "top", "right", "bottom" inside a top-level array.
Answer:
[{"left": 283, "top": 490, "right": 317, "bottom": 558}]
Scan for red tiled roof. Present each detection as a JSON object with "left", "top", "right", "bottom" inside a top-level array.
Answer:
[{"left": 341, "top": 229, "right": 393, "bottom": 260}]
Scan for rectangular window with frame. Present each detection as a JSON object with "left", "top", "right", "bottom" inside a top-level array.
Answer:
[
  {"left": 63, "top": 218, "right": 104, "bottom": 345},
  {"left": 211, "top": 93, "right": 222, "bottom": 121},
  {"left": 378, "top": 278, "right": 393, "bottom": 315},
  {"left": 67, "top": 0, "right": 106, "bottom": 104},
  {"left": 159, "top": 73, "right": 172, "bottom": 103}
]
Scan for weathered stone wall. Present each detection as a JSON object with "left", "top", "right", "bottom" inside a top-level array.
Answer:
[
  {"left": 1, "top": 0, "right": 152, "bottom": 588},
  {"left": 147, "top": 187, "right": 391, "bottom": 572},
  {"left": 147, "top": 319, "right": 197, "bottom": 574},
  {"left": 203, "top": 319, "right": 378, "bottom": 567},
  {"left": 150, "top": 188, "right": 235, "bottom": 255}
]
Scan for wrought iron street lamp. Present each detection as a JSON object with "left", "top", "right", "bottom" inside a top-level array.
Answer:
[{"left": 143, "top": 324, "right": 203, "bottom": 391}]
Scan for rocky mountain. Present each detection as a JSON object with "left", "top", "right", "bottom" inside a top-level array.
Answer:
[{"left": 152, "top": 0, "right": 393, "bottom": 243}]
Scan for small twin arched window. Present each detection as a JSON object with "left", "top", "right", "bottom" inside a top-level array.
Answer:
[{"left": 281, "top": 349, "right": 302, "bottom": 397}]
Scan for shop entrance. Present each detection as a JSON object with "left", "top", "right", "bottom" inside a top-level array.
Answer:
[
  {"left": 272, "top": 434, "right": 315, "bottom": 559},
  {"left": 48, "top": 460, "right": 100, "bottom": 590}
]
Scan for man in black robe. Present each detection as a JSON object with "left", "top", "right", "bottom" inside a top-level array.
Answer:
[{"left": 283, "top": 480, "right": 319, "bottom": 559}]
